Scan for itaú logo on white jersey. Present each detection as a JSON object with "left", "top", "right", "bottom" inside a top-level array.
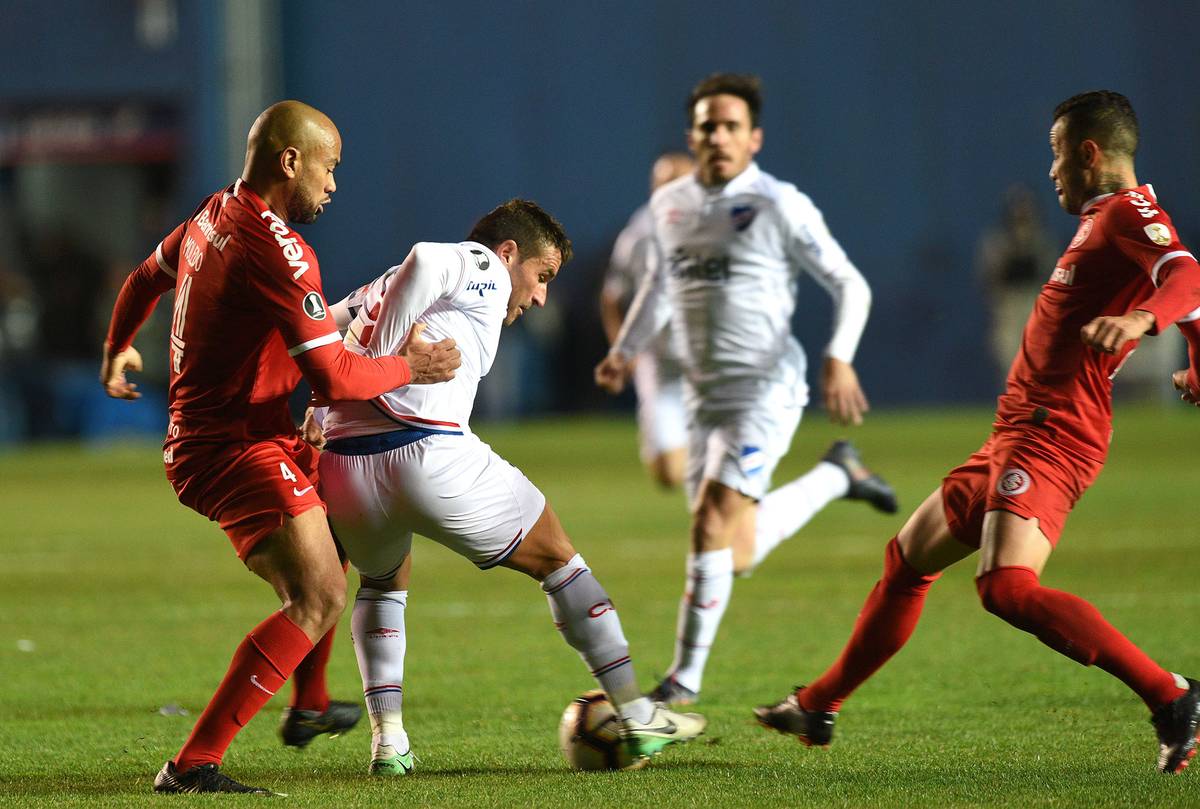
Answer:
[
  {"left": 466, "top": 280, "right": 497, "bottom": 297},
  {"left": 260, "top": 210, "right": 311, "bottom": 280}
]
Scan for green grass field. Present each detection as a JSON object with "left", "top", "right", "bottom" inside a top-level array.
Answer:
[{"left": 3, "top": 407, "right": 1200, "bottom": 807}]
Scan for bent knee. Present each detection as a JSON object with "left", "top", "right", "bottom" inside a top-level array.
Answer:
[{"left": 976, "top": 566, "right": 1038, "bottom": 618}]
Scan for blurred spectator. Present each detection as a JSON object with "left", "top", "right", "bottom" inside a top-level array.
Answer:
[{"left": 976, "top": 184, "right": 1058, "bottom": 381}]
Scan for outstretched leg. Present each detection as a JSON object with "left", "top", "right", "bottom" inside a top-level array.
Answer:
[{"left": 756, "top": 489, "right": 973, "bottom": 742}]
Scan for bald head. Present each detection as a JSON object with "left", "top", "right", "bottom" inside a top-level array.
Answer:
[
  {"left": 650, "top": 152, "right": 696, "bottom": 192},
  {"left": 244, "top": 100, "right": 339, "bottom": 174},
  {"left": 242, "top": 100, "right": 342, "bottom": 225}
]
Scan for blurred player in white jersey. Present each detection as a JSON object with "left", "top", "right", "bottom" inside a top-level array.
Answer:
[
  {"left": 596, "top": 73, "right": 897, "bottom": 704},
  {"left": 315, "top": 200, "right": 706, "bottom": 774},
  {"left": 600, "top": 152, "right": 695, "bottom": 489}
]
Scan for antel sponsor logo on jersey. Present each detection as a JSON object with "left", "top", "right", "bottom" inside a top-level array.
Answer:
[
  {"left": 302, "top": 291, "right": 327, "bottom": 320},
  {"left": 1068, "top": 216, "right": 1094, "bottom": 249},
  {"left": 466, "top": 280, "right": 497, "bottom": 297},
  {"left": 469, "top": 249, "right": 490, "bottom": 270},
  {"left": 730, "top": 204, "right": 758, "bottom": 232},
  {"left": 996, "top": 468, "right": 1031, "bottom": 497},
  {"left": 260, "top": 210, "right": 311, "bottom": 279},
  {"left": 1144, "top": 222, "right": 1171, "bottom": 246},
  {"left": 1050, "top": 263, "right": 1076, "bottom": 286},
  {"left": 668, "top": 248, "right": 731, "bottom": 282}
]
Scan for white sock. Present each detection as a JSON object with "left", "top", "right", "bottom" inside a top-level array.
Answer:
[
  {"left": 667, "top": 548, "right": 735, "bottom": 693},
  {"left": 543, "top": 554, "right": 654, "bottom": 724},
  {"left": 751, "top": 461, "right": 850, "bottom": 568},
  {"left": 352, "top": 588, "right": 410, "bottom": 754}
]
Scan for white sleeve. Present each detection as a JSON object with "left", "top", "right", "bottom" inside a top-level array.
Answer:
[
  {"left": 782, "top": 191, "right": 872, "bottom": 363},
  {"left": 601, "top": 221, "right": 641, "bottom": 301},
  {"left": 369, "top": 243, "right": 466, "bottom": 354},
  {"left": 610, "top": 238, "right": 670, "bottom": 359}
]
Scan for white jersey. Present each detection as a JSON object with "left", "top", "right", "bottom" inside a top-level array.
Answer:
[
  {"left": 612, "top": 162, "right": 871, "bottom": 405},
  {"left": 602, "top": 203, "right": 679, "bottom": 365},
  {"left": 322, "top": 241, "right": 508, "bottom": 440}
]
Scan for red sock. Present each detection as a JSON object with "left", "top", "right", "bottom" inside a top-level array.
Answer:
[
  {"left": 290, "top": 625, "right": 335, "bottom": 713},
  {"left": 174, "top": 611, "right": 313, "bottom": 770},
  {"left": 976, "top": 566, "right": 1183, "bottom": 710},
  {"left": 801, "top": 538, "right": 940, "bottom": 713}
]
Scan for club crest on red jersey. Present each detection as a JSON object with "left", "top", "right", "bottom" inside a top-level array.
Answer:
[
  {"left": 302, "top": 291, "right": 327, "bottom": 321},
  {"left": 1069, "top": 217, "right": 1094, "bottom": 249},
  {"left": 996, "top": 468, "right": 1031, "bottom": 497}
]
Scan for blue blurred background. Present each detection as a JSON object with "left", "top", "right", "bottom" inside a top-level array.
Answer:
[{"left": 2, "top": 0, "right": 1197, "bottom": 444}]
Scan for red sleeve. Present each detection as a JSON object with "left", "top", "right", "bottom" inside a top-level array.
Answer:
[
  {"left": 105, "top": 222, "right": 185, "bottom": 351},
  {"left": 1107, "top": 197, "right": 1200, "bottom": 333},
  {"left": 244, "top": 210, "right": 412, "bottom": 400}
]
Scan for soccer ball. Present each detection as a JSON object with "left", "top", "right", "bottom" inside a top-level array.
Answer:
[{"left": 558, "top": 690, "right": 637, "bottom": 771}]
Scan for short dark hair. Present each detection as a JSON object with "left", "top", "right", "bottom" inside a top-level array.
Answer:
[
  {"left": 688, "top": 73, "right": 763, "bottom": 127},
  {"left": 467, "top": 199, "right": 573, "bottom": 265},
  {"left": 1053, "top": 90, "right": 1139, "bottom": 157}
]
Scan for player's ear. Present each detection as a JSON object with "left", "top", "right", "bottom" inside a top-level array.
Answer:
[
  {"left": 494, "top": 239, "right": 520, "bottom": 267},
  {"left": 1078, "top": 138, "right": 1101, "bottom": 168},
  {"left": 750, "top": 126, "right": 763, "bottom": 155},
  {"left": 280, "top": 146, "right": 301, "bottom": 179}
]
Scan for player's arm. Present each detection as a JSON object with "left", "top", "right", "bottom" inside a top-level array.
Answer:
[
  {"left": 1171, "top": 316, "right": 1200, "bottom": 406},
  {"left": 365, "top": 243, "right": 465, "bottom": 380},
  {"left": 101, "top": 223, "right": 185, "bottom": 399},
  {"left": 1082, "top": 204, "right": 1200, "bottom": 353},
  {"left": 595, "top": 242, "right": 668, "bottom": 394},
  {"left": 251, "top": 235, "right": 455, "bottom": 402},
  {"left": 784, "top": 191, "right": 873, "bottom": 425}
]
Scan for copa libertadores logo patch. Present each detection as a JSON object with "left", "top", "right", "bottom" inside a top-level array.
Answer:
[
  {"left": 996, "top": 468, "right": 1030, "bottom": 497},
  {"left": 303, "top": 292, "right": 327, "bottom": 321}
]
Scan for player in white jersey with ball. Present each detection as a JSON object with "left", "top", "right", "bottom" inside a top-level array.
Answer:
[
  {"left": 596, "top": 74, "right": 897, "bottom": 705},
  {"left": 316, "top": 200, "right": 706, "bottom": 774},
  {"left": 600, "top": 152, "right": 696, "bottom": 489}
]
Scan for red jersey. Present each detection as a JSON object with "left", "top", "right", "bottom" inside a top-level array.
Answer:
[
  {"left": 996, "top": 184, "right": 1200, "bottom": 460},
  {"left": 107, "top": 180, "right": 412, "bottom": 451}
]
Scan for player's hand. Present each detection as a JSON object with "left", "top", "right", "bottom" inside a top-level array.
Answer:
[
  {"left": 821, "top": 356, "right": 869, "bottom": 426},
  {"left": 100, "top": 345, "right": 143, "bottom": 400},
  {"left": 1081, "top": 310, "right": 1156, "bottom": 354},
  {"left": 594, "top": 352, "right": 632, "bottom": 395},
  {"left": 301, "top": 406, "right": 326, "bottom": 450},
  {"left": 399, "top": 322, "right": 460, "bottom": 384},
  {"left": 1171, "top": 369, "right": 1200, "bottom": 407}
]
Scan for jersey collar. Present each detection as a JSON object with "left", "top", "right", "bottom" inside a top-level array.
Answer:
[
  {"left": 700, "top": 161, "right": 762, "bottom": 197},
  {"left": 1081, "top": 182, "right": 1154, "bottom": 214}
]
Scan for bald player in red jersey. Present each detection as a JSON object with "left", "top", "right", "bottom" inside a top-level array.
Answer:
[
  {"left": 755, "top": 91, "right": 1200, "bottom": 774},
  {"left": 101, "top": 101, "right": 460, "bottom": 794}
]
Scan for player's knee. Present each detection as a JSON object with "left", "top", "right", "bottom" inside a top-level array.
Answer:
[
  {"left": 291, "top": 575, "right": 346, "bottom": 631},
  {"left": 976, "top": 566, "right": 1038, "bottom": 620}
]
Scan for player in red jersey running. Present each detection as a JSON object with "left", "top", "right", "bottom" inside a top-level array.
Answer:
[
  {"left": 755, "top": 91, "right": 1200, "bottom": 774},
  {"left": 101, "top": 101, "right": 460, "bottom": 794}
]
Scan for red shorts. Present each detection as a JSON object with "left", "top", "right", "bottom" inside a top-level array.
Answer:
[
  {"left": 940, "top": 428, "right": 1104, "bottom": 547},
  {"left": 165, "top": 435, "right": 325, "bottom": 560}
]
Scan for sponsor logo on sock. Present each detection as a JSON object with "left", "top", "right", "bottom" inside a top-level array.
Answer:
[
  {"left": 249, "top": 674, "right": 276, "bottom": 696},
  {"left": 587, "top": 600, "right": 615, "bottom": 618},
  {"left": 694, "top": 597, "right": 721, "bottom": 609},
  {"left": 366, "top": 627, "right": 403, "bottom": 639}
]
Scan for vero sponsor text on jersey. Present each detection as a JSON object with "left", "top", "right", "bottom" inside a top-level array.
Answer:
[{"left": 260, "top": 210, "right": 311, "bottom": 279}]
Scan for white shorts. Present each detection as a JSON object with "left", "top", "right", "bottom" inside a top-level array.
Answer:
[
  {"left": 684, "top": 378, "right": 804, "bottom": 505},
  {"left": 318, "top": 432, "right": 546, "bottom": 579},
  {"left": 632, "top": 352, "right": 686, "bottom": 463}
]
